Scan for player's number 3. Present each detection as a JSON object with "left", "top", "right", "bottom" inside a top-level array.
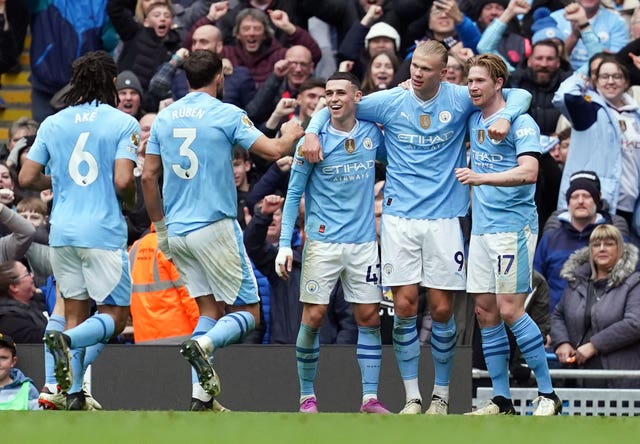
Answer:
[
  {"left": 69, "top": 132, "right": 99, "bottom": 187},
  {"left": 172, "top": 128, "right": 199, "bottom": 179}
]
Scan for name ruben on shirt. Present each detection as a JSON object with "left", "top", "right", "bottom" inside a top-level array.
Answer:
[{"left": 171, "top": 107, "right": 205, "bottom": 120}]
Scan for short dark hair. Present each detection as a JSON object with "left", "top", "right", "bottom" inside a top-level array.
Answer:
[
  {"left": 327, "top": 72, "right": 361, "bottom": 90},
  {"left": 233, "top": 145, "right": 250, "bottom": 161},
  {"left": 531, "top": 39, "right": 560, "bottom": 58},
  {"left": 183, "top": 50, "right": 223, "bottom": 90},
  {"left": 0, "top": 332, "right": 16, "bottom": 356}
]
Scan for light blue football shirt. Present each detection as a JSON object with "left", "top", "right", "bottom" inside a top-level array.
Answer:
[
  {"left": 468, "top": 110, "right": 541, "bottom": 235},
  {"left": 146, "top": 92, "right": 263, "bottom": 236},
  {"left": 307, "top": 84, "right": 531, "bottom": 220},
  {"left": 27, "top": 102, "right": 139, "bottom": 249},
  {"left": 279, "top": 120, "right": 386, "bottom": 247}
]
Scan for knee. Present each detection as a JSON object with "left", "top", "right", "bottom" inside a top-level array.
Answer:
[
  {"left": 394, "top": 297, "right": 417, "bottom": 318},
  {"left": 474, "top": 305, "right": 492, "bottom": 327},
  {"left": 355, "top": 307, "right": 380, "bottom": 327},
  {"left": 430, "top": 303, "right": 453, "bottom": 323},
  {"left": 303, "top": 304, "right": 327, "bottom": 329},
  {"left": 499, "top": 307, "right": 521, "bottom": 326}
]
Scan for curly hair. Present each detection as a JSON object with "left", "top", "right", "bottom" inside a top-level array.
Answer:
[{"left": 61, "top": 51, "right": 119, "bottom": 108}]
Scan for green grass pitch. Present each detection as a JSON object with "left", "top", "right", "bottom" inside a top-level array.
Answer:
[{"left": 2, "top": 412, "right": 639, "bottom": 444}]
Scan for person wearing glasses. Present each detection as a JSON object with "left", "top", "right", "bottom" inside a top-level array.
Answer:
[
  {"left": 551, "top": 224, "right": 640, "bottom": 388},
  {"left": 553, "top": 55, "right": 640, "bottom": 238},
  {"left": 0, "top": 261, "right": 46, "bottom": 343}
]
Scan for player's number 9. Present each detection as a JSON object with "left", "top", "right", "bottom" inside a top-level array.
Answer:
[
  {"left": 69, "top": 132, "right": 99, "bottom": 187},
  {"left": 172, "top": 127, "right": 199, "bottom": 179}
]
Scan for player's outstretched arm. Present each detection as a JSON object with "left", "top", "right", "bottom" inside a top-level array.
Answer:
[
  {"left": 499, "top": 88, "right": 532, "bottom": 122},
  {"left": 18, "top": 159, "right": 51, "bottom": 191},
  {"left": 250, "top": 120, "right": 304, "bottom": 161}
]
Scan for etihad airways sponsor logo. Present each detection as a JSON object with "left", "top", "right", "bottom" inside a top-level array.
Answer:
[{"left": 397, "top": 130, "right": 455, "bottom": 148}]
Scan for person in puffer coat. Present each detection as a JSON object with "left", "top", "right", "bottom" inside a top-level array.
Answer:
[{"left": 551, "top": 224, "right": 640, "bottom": 388}]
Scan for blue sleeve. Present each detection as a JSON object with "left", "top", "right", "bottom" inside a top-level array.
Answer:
[
  {"left": 279, "top": 152, "right": 311, "bottom": 248},
  {"left": 608, "top": 16, "right": 630, "bottom": 53},
  {"left": 455, "top": 15, "right": 481, "bottom": 54},
  {"left": 497, "top": 88, "right": 532, "bottom": 122},
  {"left": 306, "top": 108, "right": 331, "bottom": 134},
  {"left": 513, "top": 116, "right": 542, "bottom": 156},
  {"left": 579, "top": 28, "right": 603, "bottom": 62},
  {"left": 374, "top": 127, "right": 387, "bottom": 165},
  {"left": 476, "top": 19, "right": 516, "bottom": 72},
  {"left": 355, "top": 89, "right": 393, "bottom": 124}
]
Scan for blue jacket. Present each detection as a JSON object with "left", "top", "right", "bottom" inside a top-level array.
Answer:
[
  {"left": 27, "top": 0, "right": 117, "bottom": 94},
  {"left": 552, "top": 72, "right": 640, "bottom": 236}
]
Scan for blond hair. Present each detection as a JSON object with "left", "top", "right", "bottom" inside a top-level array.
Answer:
[
  {"left": 589, "top": 224, "right": 624, "bottom": 279},
  {"left": 413, "top": 40, "right": 448, "bottom": 66},
  {"left": 467, "top": 53, "right": 509, "bottom": 85}
]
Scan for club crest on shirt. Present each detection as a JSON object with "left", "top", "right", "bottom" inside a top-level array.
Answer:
[
  {"left": 419, "top": 114, "right": 431, "bottom": 129},
  {"left": 477, "top": 129, "right": 485, "bottom": 144},
  {"left": 344, "top": 138, "right": 356, "bottom": 154},
  {"left": 130, "top": 132, "right": 140, "bottom": 148},
  {"left": 619, "top": 120, "right": 627, "bottom": 132},
  {"left": 241, "top": 114, "right": 254, "bottom": 128},
  {"left": 439, "top": 111, "right": 452, "bottom": 123},
  {"left": 363, "top": 137, "right": 373, "bottom": 150}
]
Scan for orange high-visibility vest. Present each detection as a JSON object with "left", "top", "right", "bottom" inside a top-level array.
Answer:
[{"left": 129, "top": 232, "right": 198, "bottom": 342}]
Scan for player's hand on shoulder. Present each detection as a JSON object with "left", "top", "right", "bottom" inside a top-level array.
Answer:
[
  {"left": 301, "top": 132, "right": 323, "bottom": 163},
  {"left": 487, "top": 118, "right": 510, "bottom": 142},
  {"left": 280, "top": 120, "right": 305, "bottom": 140},
  {"left": 275, "top": 246, "right": 293, "bottom": 280},
  {"left": 398, "top": 79, "right": 410, "bottom": 90}
]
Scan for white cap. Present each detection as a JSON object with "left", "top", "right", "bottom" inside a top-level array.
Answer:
[{"left": 365, "top": 22, "right": 400, "bottom": 51}]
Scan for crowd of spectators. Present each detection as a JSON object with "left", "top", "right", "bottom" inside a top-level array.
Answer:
[{"left": 1, "top": 0, "right": 640, "bottom": 393}]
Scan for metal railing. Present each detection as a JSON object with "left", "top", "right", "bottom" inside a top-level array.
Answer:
[{"left": 472, "top": 368, "right": 640, "bottom": 416}]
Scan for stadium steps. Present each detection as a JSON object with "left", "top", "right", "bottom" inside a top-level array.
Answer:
[{"left": 0, "top": 34, "right": 32, "bottom": 141}]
